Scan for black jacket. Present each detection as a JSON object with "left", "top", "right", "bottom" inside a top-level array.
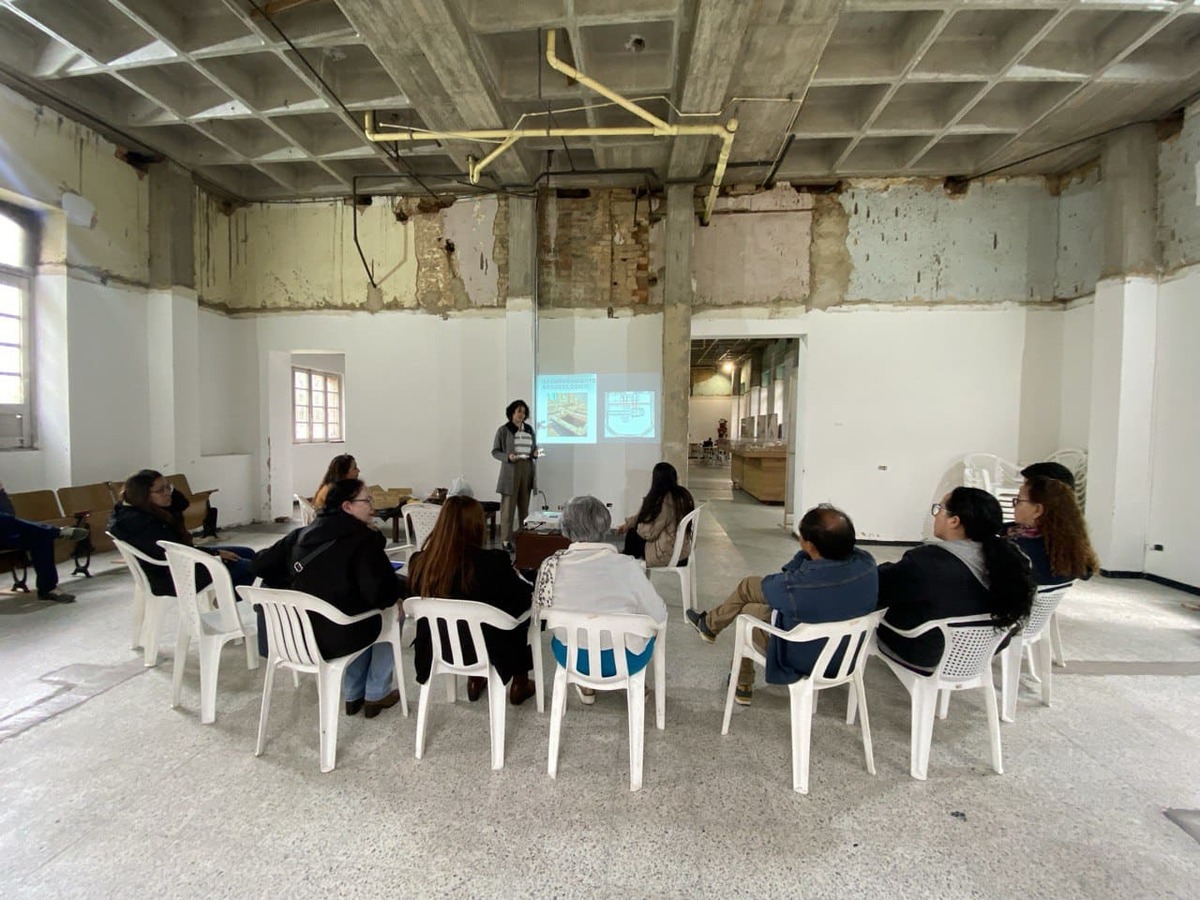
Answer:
[
  {"left": 252, "top": 512, "right": 403, "bottom": 659},
  {"left": 876, "top": 544, "right": 993, "bottom": 672},
  {"left": 108, "top": 495, "right": 208, "bottom": 596},
  {"left": 410, "top": 545, "right": 532, "bottom": 684}
]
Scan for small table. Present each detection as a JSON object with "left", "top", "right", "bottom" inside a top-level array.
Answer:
[{"left": 514, "top": 529, "right": 570, "bottom": 570}]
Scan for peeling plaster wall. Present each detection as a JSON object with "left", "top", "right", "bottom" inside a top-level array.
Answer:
[
  {"left": 843, "top": 180, "right": 1058, "bottom": 304},
  {"left": 196, "top": 194, "right": 503, "bottom": 313},
  {"left": 1159, "top": 99, "right": 1200, "bottom": 273},
  {"left": 1054, "top": 170, "right": 1102, "bottom": 299},
  {"left": 693, "top": 190, "right": 812, "bottom": 307},
  {"left": 0, "top": 86, "right": 149, "bottom": 285}
]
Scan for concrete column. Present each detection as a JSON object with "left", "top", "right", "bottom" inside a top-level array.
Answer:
[
  {"left": 1084, "top": 125, "right": 1161, "bottom": 573},
  {"left": 148, "top": 162, "right": 196, "bottom": 290},
  {"left": 505, "top": 196, "right": 536, "bottom": 404},
  {"left": 1085, "top": 278, "right": 1157, "bottom": 573},
  {"left": 1100, "top": 124, "right": 1159, "bottom": 278},
  {"left": 146, "top": 289, "right": 202, "bottom": 474},
  {"left": 662, "top": 185, "right": 694, "bottom": 480}
]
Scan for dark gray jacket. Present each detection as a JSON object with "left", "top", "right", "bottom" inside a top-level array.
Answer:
[{"left": 492, "top": 421, "right": 537, "bottom": 495}]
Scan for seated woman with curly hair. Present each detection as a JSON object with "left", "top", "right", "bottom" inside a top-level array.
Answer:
[{"left": 1008, "top": 475, "right": 1099, "bottom": 586}]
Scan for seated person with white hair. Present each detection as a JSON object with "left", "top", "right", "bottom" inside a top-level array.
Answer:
[{"left": 533, "top": 495, "right": 667, "bottom": 704}]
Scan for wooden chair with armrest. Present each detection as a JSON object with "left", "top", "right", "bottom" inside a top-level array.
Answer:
[
  {"left": 9, "top": 489, "right": 92, "bottom": 577},
  {"left": 166, "top": 474, "right": 219, "bottom": 537}
]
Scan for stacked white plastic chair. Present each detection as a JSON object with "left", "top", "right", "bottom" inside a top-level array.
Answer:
[
  {"left": 159, "top": 541, "right": 260, "bottom": 724},
  {"left": 999, "top": 582, "right": 1073, "bottom": 722},
  {"left": 648, "top": 504, "right": 704, "bottom": 616},
  {"left": 543, "top": 609, "right": 665, "bottom": 792},
  {"left": 238, "top": 585, "right": 407, "bottom": 774},
  {"left": 961, "top": 452, "right": 1022, "bottom": 510},
  {"left": 402, "top": 597, "right": 532, "bottom": 770},
  {"left": 1047, "top": 448, "right": 1088, "bottom": 512},
  {"left": 109, "top": 532, "right": 213, "bottom": 668},
  {"left": 851, "top": 613, "right": 1007, "bottom": 780},
  {"left": 391, "top": 502, "right": 442, "bottom": 560},
  {"left": 721, "top": 609, "right": 884, "bottom": 794},
  {"left": 295, "top": 493, "right": 317, "bottom": 526}
]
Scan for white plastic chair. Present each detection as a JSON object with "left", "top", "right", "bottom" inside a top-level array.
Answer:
[
  {"left": 109, "top": 532, "right": 213, "bottom": 668},
  {"left": 1000, "top": 583, "right": 1073, "bottom": 722},
  {"left": 647, "top": 504, "right": 703, "bottom": 615},
  {"left": 158, "top": 541, "right": 259, "bottom": 723},
  {"left": 543, "top": 609, "right": 665, "bottom": 792},
  {"left": 961, "top": 452, "right": 1022, "bottom": 509},
  {"left": 850, "top": 614, "right": 1007, "bottom": 780},
  {"left": 392, "top": 503, "right": 442, "bottom": 560},
  {"left": 721, "top": 609, "right": 884, "bottom": 794},
  {"left": 402, "top": 597, "right": 532, "bottom": 770},
  {"left": 295, "top": 493, "right": 317, "bottom": 526},
  {"left": 1047, "top": 447, "right": 1088, "bottom": 512},
  {"left": 238, "top": 586, "right": 407, "bottom": 774}
]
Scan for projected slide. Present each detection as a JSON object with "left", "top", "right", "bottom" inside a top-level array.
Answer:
[
  {"left": 536, "top": 374, "right": 597, "bottom": 444},
  {"left": 604, "top": 391, "right": 656, "bottom": 439}
]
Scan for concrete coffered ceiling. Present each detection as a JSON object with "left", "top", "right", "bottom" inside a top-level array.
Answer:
[{"left": 2, "top": 0, "right": 1198, "bottom": 202}]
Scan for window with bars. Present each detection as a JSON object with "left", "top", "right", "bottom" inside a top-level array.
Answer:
[
  {"left": 0, "top": 204, "right": 35, "bottom": 449},
  {"left": 292, "top": 367, "right": 343, "bottom": 443}
]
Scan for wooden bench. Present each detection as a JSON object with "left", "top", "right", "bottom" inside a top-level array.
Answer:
[
  {"left": 57, "top": 483, "right": 119, "bottom": 555},
  {"left": 6, "top": 489, "right": 93, "bottom": 581},
  {"left": 167, "top": 474, "right": 219, "bottom": 537}
]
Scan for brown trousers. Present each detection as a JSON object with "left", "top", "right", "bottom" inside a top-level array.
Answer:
[
  {"left": 707, "top": 575, "right": 771, "bottom": 687},
  {"left": 499, "top": 459, "right": 534, "bottom": 543}
]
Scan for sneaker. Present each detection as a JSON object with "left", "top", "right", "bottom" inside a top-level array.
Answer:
[
  {"left": 38, "top": 590, "right": 76, "bottom": 603},
  {"left": 57, "top": 526, "right": 89, "bottom": 542},
  {"left": 734, "top": 685, "right": 753, "bottom": 706},
  {"left": 574, "top": 684, "right": 596, "bottom": 705},
  {"left": 686, "top": 609, "right": 716, "bottom": 643}
]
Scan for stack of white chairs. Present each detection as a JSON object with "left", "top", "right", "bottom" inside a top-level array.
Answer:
[
  {"left": 961, "top": 452, "right": 1022, "bottom": 510},
  {"left": 159, "top": 541, "right": 260, "bottom": 724},
  {"left": 1047, "top": 448, "right": 1088, "bottom": 512}
]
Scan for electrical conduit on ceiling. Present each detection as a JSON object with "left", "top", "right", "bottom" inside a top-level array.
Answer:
[{"left": 362, "top": 30, "right": 738, "bottom": 224}]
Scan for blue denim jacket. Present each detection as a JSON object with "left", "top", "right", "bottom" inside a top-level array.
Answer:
[{"left": 759, "top": 546, "right": 879, "bottom": 684}]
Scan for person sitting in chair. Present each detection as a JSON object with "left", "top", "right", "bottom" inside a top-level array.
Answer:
[
  {"left": 686, "top": 504, "right": 877, "bottom": 706},
  {"left": 0, "top": 480, "right": 88, "bottom": 603},
  {"left": 534, "top": 495, "right": 666, "bottom": 705},
  {"left": 617, "top": 462, "right": 694, "bottom": 568}
]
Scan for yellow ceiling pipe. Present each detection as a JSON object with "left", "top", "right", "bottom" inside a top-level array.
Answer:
[{"left": 363, "top": 31, "right": 739, "bottom": 223}]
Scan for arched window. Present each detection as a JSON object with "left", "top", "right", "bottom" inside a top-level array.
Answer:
[{"left": 0, "top": 203, "right": 37, "bottom": 448}]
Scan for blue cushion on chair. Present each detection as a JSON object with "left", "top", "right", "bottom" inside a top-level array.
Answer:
[{"left": 550, "top": 636, "right": 655, "bottom": 677}]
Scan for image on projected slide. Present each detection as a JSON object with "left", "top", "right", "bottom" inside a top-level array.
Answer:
[
  {"left": 604, "top": 391, "right": 656, "bottom": 439},
  {"left": 536, "top": 374, "right": 597, "bottom": 444}
]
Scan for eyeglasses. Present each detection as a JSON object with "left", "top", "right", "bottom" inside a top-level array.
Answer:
[
  {"left": 1012, "top": 497, "right": 1034, "bottom": 507},
  {"left": 930, "top": 502, "right": 944, "bottom": 516},
  {"left": 150, "top": 486, "right": 173, "bottom": 495},
  {"left": 349, "top": 497, "right": 374, "bottom": 506}
]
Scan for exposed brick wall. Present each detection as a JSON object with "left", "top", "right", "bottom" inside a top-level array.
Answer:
[{"left": 538, "top": 188, "right": 655, "bottom": 309}]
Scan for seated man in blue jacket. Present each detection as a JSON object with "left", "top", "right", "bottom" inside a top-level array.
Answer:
[{"left": 686, "top": 504, "right": 878, "bottom": 706}]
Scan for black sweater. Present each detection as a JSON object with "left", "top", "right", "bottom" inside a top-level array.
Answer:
[
  {"left": 252, "top": 512, "right": 403, "bottom": 659},
  {"left": 108, "top": 494, "right": 208, "bottom": 596}
]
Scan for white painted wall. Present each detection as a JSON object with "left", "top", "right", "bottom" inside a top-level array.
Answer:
[
  {"left": 1145, "top": 267, "right": 1200, "bottom": 586},
  {"left": 254, "top": 310, "right": 511, "bottom": 518},
  {"left": 689, "top": 396, "right": 731, "bottom": 444},
  {"left": 535, "top": 311, "right": 664, "bottom": 522},
  {"left": 199, "top": 309, "right": 258, "bottom": 456},
  {"left": 1058, "top": 301, "right": 1094, "bottom": 450},
  {"left": 802, "top": 307, "right": 1025, "bottom": 541},
  {"left": 66, "top": 280, "right": 151, "bottom": 485},
  {"left": 1018, "top": 308, "right": 1064, "bottom": 463}
]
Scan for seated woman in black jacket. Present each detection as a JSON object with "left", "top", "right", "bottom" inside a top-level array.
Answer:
[
  {"left": 252, "top": 479, "right": 404, "bottom": 718},
  {"left": 108, "top": 469, "right": 257, "bottom": 596},
  {"left": 877, "top": 486, "right": 1034, "bottom": 673},
  {"left": 409, "top": 495, "right": 536, "bottom": 706},
  {"left": 1007, "top": 476, "right": 1098, "bottom": 586}
]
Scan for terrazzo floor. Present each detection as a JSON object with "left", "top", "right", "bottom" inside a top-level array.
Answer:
[{"left": 1, "top": 467, "right": 1198, "bottom": 898}]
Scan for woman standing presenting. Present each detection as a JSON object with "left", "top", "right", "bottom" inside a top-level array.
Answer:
[{"left": 492, "top": 399, "right": 537, "bottom": 551}]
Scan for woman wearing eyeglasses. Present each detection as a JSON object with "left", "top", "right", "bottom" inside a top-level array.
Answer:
[
  {"left": 252, "top": 479, "right": 404, "bottom": 718},
  {"left": 109, "top": 469, "right": 257, "bottom": 598},
  {"left": 875, "top": 486, "right": 1035, "bottom": 673},
  {"left": 1008, "top": 476, "right": 1098, "bottom": 586}
]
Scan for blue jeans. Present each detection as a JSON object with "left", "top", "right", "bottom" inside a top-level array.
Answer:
[
  {"left": 343, "top": 644, "right": 395, "bottom": 702},
  {"left": 551, "top": 636, "right": 656, "bottom": 677},
  {"left": 213, "top": 545, "right": 256, "bottom": 587},
  {"left": 0, "top": 513, "right": 59, "bottom": 594}
]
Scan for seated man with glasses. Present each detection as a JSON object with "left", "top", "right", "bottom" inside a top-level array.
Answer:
[{"left": 686, "top": 504, "right": 877, "bottom": 706}]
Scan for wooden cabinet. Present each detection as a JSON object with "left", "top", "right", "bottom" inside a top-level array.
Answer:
[{"left": 730, "top": 447, "right": 787, "bottom": 503}]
